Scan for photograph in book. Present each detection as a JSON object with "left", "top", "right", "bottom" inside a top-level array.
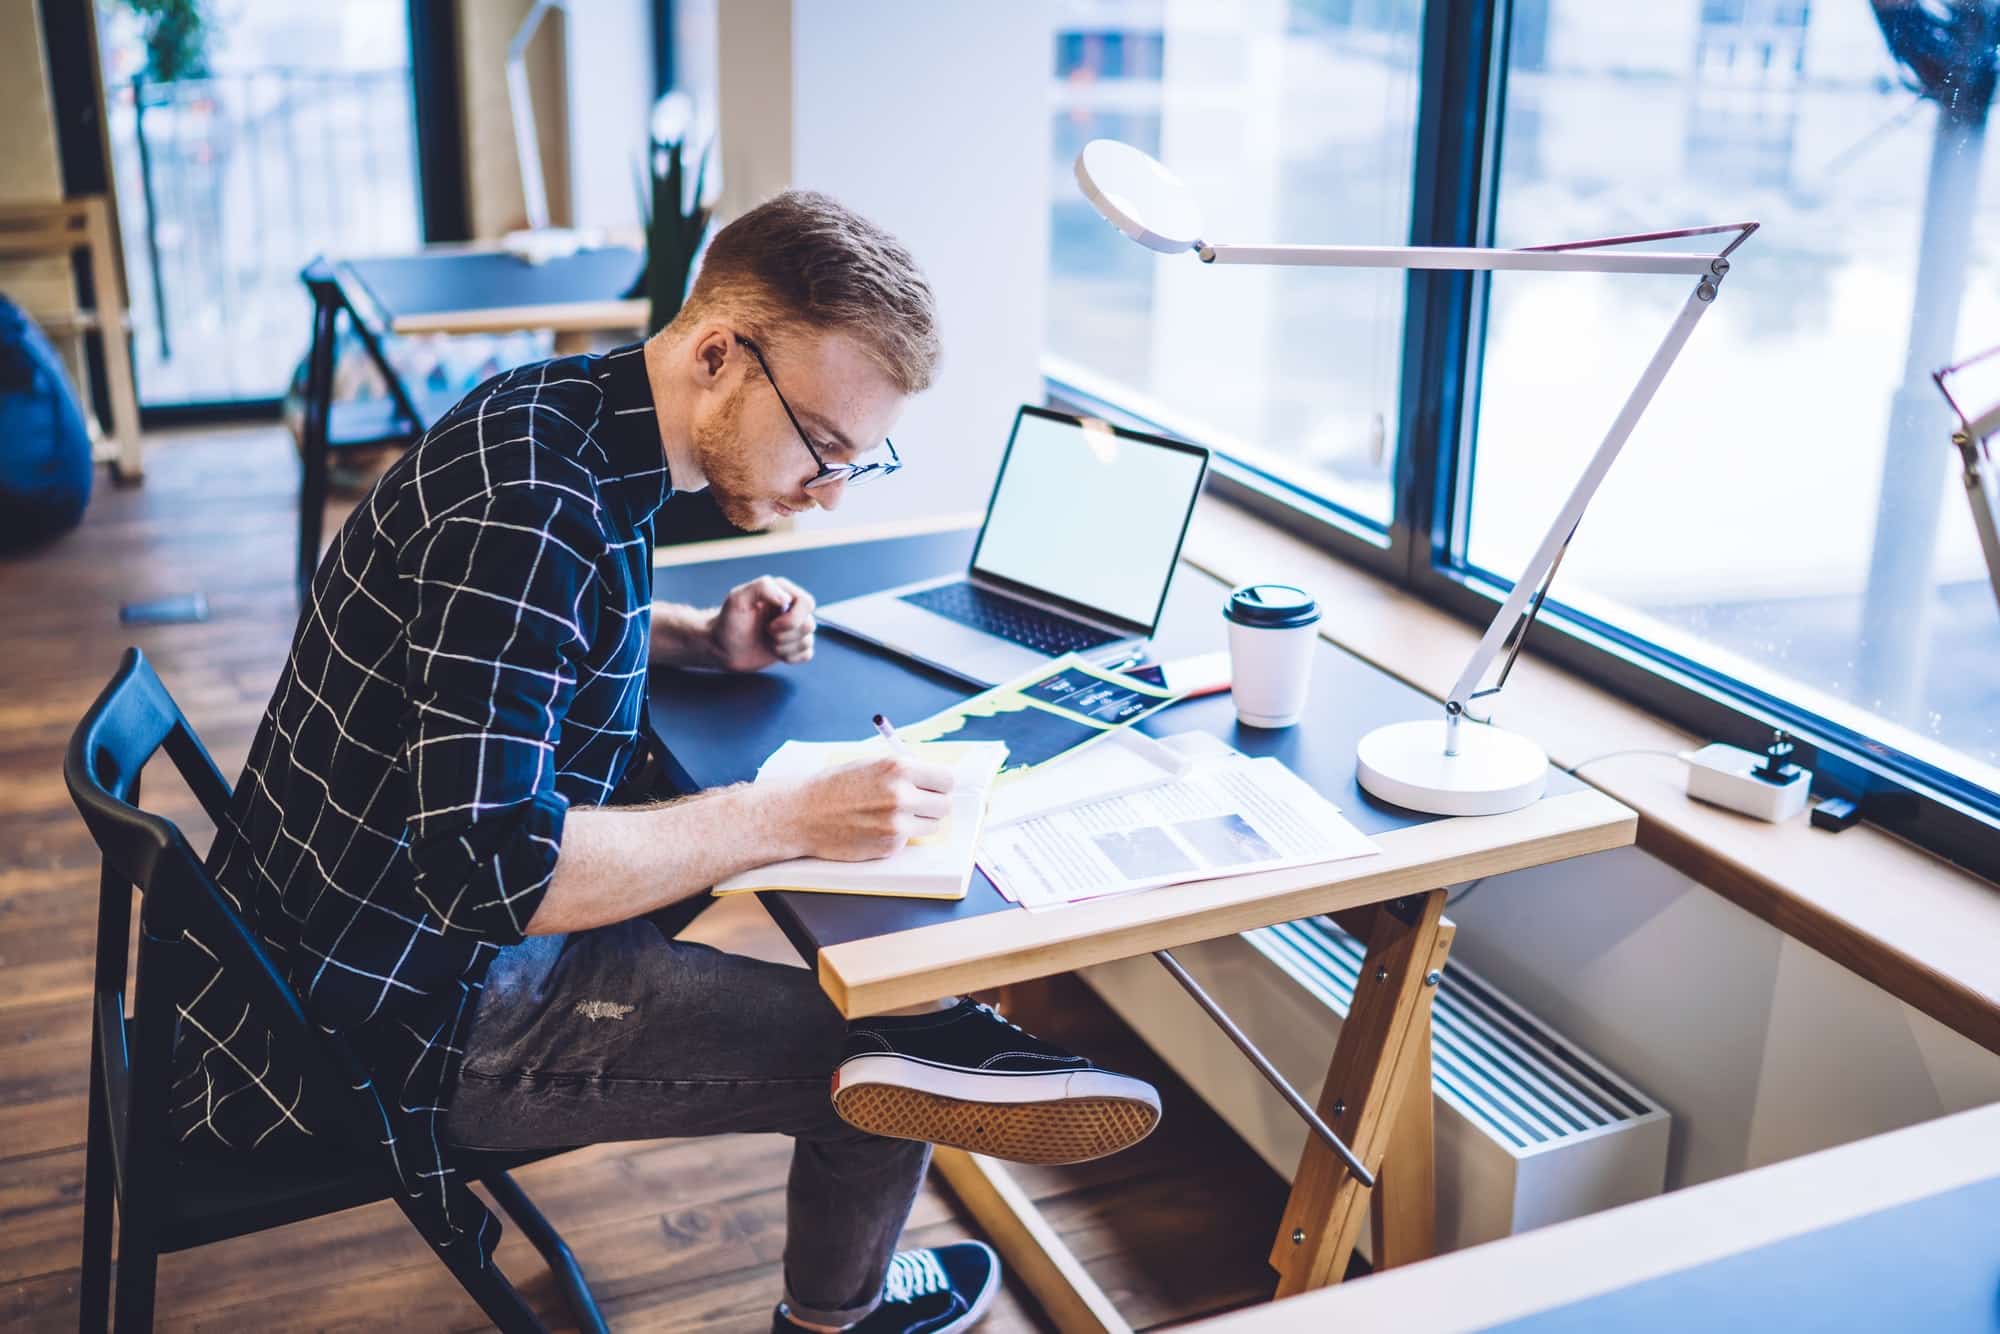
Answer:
[{"left": 1165, "top": 813, "right": 1278, "bottom": 867}]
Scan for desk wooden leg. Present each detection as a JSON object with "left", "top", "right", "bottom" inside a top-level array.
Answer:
[
  {"left": 1269, "top": 889, "right": 1448, "bottom": 1296},
  {"left": 85, "top": 198, "right": 144, "bottom": 484},
  {"left": 931, "top": 1147, "right": 1132, "bottom": 1334},
  {"left": 1370, "top": 918, "right": 1454, "bottom": 1270}
]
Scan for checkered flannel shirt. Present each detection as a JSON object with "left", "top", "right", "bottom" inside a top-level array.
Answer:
[{"left": 172, "top": 343, "right": 672, "bottom": 1259}]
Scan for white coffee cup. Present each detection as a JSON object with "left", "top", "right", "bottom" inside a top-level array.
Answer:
[{"left": 1225, "top": 583, "right": 1319, "bottom": 728}]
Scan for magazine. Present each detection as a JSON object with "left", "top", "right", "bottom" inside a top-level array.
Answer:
[{"left": 979, "top": 752, "right": 1377, "bottom": 910}]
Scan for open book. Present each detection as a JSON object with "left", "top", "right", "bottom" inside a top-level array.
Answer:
[{"left": 712, "top": 738, "right": 1010, "bottom": 900}]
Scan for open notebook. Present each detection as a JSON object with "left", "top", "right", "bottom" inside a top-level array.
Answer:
[{"left": 712, "top": 738, "right": 1010, "bottom": 900}]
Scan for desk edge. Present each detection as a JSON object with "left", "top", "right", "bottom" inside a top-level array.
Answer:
[{"left": 818, "top": 787, "right": 1635, "bottom": 1017}]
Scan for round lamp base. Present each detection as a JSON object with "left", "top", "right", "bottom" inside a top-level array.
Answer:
[{"left": 1355, "top": 720, "right": 1548, "bottom": 817}]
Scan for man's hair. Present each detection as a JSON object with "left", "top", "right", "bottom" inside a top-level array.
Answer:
[{"left": 671, "top": 189, "right": 940, "bottom": 395}]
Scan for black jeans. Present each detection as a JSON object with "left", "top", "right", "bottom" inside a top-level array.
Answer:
[{"left": 444, "top": 909, "right": 931, "bottom": 1328}]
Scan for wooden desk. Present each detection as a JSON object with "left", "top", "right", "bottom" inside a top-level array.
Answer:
[
  {"left": 1188, "top": 1101, "right": 2000, "bottom": 1333},
  {"left": 293, "top": 246, "right": 649, "bottom": 597},
  {"left": 648, "top": 522, "right": 1635, "bottom": 1328}
]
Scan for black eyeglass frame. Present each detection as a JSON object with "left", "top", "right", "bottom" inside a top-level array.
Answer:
[{"left": 734, "top": 335, "right": 902, "bottom": 490}]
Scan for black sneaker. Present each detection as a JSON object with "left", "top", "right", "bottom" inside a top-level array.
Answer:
[
  {"left": 831, "top": 999, "right": 1162, "bottom": 1164},
  {"left": 773, "top": 1241, "right": 1000, "bottom": 1334}
]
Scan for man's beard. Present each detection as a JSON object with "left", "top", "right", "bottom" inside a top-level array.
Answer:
[{"left": 691, "top": 383, "right": 780, "bottom": 531}]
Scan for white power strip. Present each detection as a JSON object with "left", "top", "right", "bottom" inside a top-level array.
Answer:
[{"left": 1682, "top": 741, "right": 1811, "bottom": 822}]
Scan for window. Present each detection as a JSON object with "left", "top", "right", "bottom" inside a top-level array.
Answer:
[
  {"left": 1041, "top": 0, "right": 2000, "bottom": 877},
  {"left": 96, "top": 0, "right": 422, "bottom": 406},
  {"left": 1046, "top": 0, "right": 1424, "bottom": 529},
  {"left": 1464, "top": 0, "right": 2000, "bottom": 799}
]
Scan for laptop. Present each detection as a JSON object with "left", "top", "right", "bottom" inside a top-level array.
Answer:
[{"left": 819, "top": 405, "right": 1210, "bottom": 687}]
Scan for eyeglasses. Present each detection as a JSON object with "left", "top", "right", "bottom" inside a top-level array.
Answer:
[{"left": 734, "top": 335, "right": 902, "bottom": 490}]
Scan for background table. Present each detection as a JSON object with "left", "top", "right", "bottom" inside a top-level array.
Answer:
[{"left": 293, "top": 246, "right": 649, "bottom": 596}]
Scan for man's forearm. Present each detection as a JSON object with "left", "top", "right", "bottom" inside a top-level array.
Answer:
[
  {"left": 525, "top": 784, "right": 800, "bottom": 935},
  {"left": 649, "top": 600, "right": 722, "bottom": 667}
]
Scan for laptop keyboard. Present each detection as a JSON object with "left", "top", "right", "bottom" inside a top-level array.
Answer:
[{"left": 900, "top": 582, "right": 1120, "bottom": 655}]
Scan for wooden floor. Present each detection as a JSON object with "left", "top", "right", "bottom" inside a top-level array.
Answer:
[{"left": 0, "top": 427, "right": 1294, "bottom": 1332}]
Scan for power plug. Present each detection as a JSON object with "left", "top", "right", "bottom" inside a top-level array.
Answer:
[{"left": 1681, "top": 731, "right": 1811, "bottom": 822}]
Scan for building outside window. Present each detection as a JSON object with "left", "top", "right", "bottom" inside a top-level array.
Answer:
[
  {"left": 1470, "top": 0, "right": 2000, "bottom": 797},
  {"left": 1047, "top": 0, "right": 1423, "bottom": 531},
  {"left": 1045, "top": 0, "right": 2000, "bottom": 824}
]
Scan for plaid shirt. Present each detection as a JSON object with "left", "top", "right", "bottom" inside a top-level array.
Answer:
[{"left": 172, "top": 343, "right": 672, "bottom": 1258}]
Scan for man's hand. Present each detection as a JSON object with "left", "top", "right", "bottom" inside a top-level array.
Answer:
[
  {"left": 771, "top": 754, "right": 956, "bottom": 861},
  {"left": 709, "top": 575, "right": 816, "bottom": 672}
]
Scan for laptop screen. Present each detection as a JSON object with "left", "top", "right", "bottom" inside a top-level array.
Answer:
[{"left": 969, "top": 408, "right": 1209, "bottom": 632}]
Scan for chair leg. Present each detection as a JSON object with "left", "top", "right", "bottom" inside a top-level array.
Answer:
[
  {"left": 78, "top": 1041, "right": 116, "bottom": 1334},
  {"left": 297, "top": 292, "right": 338, "bottom": 602},
  {"left": 109, "top": 1234, "right": 156, "bottom": 1334},
  {"left": 399, "top": 1199, "right": 552, "bottom": 1334},
  {"left": 486, "top": 1172, "right": 611, "bottom": 1334}
]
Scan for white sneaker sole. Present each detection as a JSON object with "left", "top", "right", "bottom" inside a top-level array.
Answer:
[{"left": 832, "top": 1056, "right": 1162, "bottom": 1165}]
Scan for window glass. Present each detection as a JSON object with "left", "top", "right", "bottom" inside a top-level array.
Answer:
[
  {"left": 1047, "top": 0, "right": 1424, "bottom": 527},
  {"left": 1468, "top": 0, "right": 2000, "bottom": 792},
  {"left": 97, "top": 0, "right": 421, "bottom": 404}
]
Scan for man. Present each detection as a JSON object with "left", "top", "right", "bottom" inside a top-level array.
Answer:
[{"left": 174, "top": 191, "right": 1160, "bottom": 1334}]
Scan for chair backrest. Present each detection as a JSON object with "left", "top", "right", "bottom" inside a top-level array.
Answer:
[{"left": 64, "top": 648, "right": 391, "bottom": 1189}]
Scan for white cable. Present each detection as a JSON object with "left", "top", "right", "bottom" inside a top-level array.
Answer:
[{"left": 1562, "top": 747, "right": 1689, "bottom": 776}]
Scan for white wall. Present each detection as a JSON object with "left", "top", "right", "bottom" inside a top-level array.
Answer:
[
  {"left": 1447, "top": 845, "right": 2000, "bottom": 1189},
  {"left": 715, "top": 0, "right": 1053, "bottom": 528},
  {"left": 1, "top": 0, "right": 75, "bottom": 319}
]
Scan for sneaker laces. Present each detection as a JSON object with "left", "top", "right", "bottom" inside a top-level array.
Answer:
[
  {"left": 972, "top": 1000, "right": 1025, "bottom": 1035},
  {"left": 882, "top": 1248, "right": 951, "bottom": 1304}
]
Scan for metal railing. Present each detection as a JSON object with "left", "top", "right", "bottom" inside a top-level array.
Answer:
[{"left": 107, "top": 67, "right": 421, "bottom": 406}]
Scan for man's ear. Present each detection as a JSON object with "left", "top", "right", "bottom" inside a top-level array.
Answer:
[{"left": 693, "top": 326, "right": 731, "bottom": 382}]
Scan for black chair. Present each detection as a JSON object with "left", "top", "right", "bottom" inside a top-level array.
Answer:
[
  {"left": 296, "top": 264, "right": 439, "bottom": 602},
  {"left": 65, "top": 647, "right": 609, "bottom": 1333}
]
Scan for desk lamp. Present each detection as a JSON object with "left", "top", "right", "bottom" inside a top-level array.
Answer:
[
  {"left": 1932, "top": 345, "right": 2000, "bottom": 618},
  {"left": 1076, "top": 139, "right": 1758, "bottom": 815},
  {"left": 504, "top": 0, "right": 602, "bottom": 263}
]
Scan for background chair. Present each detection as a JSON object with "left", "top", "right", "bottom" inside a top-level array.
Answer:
[{"left": 64, "top": 646, "right": 609, "bottom": 1334}]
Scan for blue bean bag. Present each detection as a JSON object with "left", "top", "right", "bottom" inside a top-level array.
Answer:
[{"left": 0, "top": 295, "right": 93, "bottom": 551}]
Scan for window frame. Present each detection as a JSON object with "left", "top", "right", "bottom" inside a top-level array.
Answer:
[{"left": 1042, "top": 0, "right": 2000, "bottom": 886}]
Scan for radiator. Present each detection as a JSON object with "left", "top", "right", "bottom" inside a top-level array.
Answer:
[{"left": 1080, "top": 916, "right": 1670, "bottom": 1255}]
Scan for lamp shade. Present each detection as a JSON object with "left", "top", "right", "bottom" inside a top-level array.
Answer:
[{"left": 1074, "top": 139, "right": 1205, "bottom": 254}]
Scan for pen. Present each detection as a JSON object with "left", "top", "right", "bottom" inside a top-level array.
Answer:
[{"left": 872, "top": 713, "right": 911, "bottom": 757}]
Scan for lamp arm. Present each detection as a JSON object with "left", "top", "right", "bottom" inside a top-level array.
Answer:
[
  {"left": 506, "top": 0, "right": 563, "bottom": 233},
  {"left": 1933, "top": 354, "right": 2000, "bottom": 618},
  {"left": 1952, "top": 429, "right": 2000, "bottom": 618},
  {"left": 1189, "top": 226, "right": 1751, "bottom": 753},
  {"left": 1200, "top": 242, "right": 1718, "bottom": 277},
  {"left": 1968, "top": 444, "right": 2000, "bottom": 620},
  {"left": 1440, "top": 258, "right": 1732, "bottom": 753}
]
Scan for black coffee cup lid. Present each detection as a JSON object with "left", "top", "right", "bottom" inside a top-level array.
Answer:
[{"left": 1225, "top": 583, "right": 1319, "bottom": 629}]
